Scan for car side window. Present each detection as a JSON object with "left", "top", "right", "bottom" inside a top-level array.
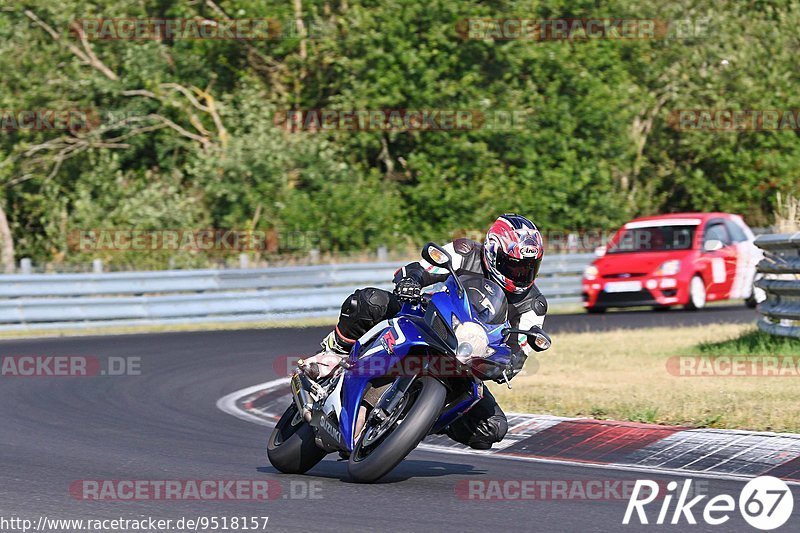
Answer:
[
  {"left": 724, "top": 220, "right": 748, "bottom": 242},
  {"left": 704, "top": 222, "right": 731, "bottom": 246}
]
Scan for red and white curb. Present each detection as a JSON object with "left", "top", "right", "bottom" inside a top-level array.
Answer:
[{"left": 217, "top": 379, "right": 800, "bottom": 484}]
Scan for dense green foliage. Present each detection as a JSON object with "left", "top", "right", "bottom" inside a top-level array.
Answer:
[{"left": 0, "top": 0, "right": 798, "bottom": 268}]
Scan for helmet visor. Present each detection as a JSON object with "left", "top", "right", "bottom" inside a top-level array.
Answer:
[{"left": 496, "top": 253, "right": 540, "bottom": 286}]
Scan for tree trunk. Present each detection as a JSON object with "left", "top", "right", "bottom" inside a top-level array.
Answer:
[
  {"left": 0, "top": 200, "right": 15, "bottom": 273},
  {"left": 293, "top": 0, "right": 307, "bottom": 101},
  {"left": 293, "top": 0, "right": 307, "bottom": 60}
]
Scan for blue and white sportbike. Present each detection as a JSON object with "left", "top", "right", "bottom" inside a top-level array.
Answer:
[{"left": 267, "top": 243, "right": 551, "bottom": 482}]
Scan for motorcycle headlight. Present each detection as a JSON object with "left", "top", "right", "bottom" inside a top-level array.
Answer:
[
  {"left": 584, "top": 265, "right": 599, "bottom": 281},
  {"left": 453, "top": 321, "right": 490, "bottom": 365},
  {"left": 655, "top": 260, "right": 681, "bottom": 276}
]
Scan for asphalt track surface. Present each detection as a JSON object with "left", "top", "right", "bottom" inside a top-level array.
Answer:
[{"left": 1, "top": 305, "right": 794, "bottom": 533}]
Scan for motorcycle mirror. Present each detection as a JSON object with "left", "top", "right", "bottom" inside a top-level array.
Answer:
[
  {"left": 421, "top": 242, "right": 452, "bottom": 268},
  {"left": 422, "top": 242, "right": 465, "bottom": 299},
  {"left": 527, "top": 326, "right": 552, "bottom": 352}
]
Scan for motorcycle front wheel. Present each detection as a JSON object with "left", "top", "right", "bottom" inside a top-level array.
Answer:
[
  {"left": 267, "top": 404, "right": 327, "bottom": 474},
  {"left": 348, "top": 376, "right": 446, "bottom": 483}
]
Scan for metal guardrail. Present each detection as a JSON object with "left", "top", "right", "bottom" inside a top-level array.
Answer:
[
  {"left": 754, "top": 233, "right": 800, "bottom": 338},
  {"left": 0, "top": 254, "right": 594, "bottom": 330}
]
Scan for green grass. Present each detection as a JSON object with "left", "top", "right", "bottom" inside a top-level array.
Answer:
[{"left": 694, "top": 330, "right": 800, "bottom": 356}]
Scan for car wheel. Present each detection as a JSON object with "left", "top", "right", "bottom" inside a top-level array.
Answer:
[{"left": 685, "top": 275, "right": 707, "bottom": 310}]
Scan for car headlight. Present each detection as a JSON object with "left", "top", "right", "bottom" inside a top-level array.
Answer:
[
  {"left": 584, "top": 265, "right": 599, "bottom": 281},
  {"left": 655, "top": 260, "right": 681, "bottom": 276},
  {"left": 453, "top": 321, "right": 490, "bottom": 365}
]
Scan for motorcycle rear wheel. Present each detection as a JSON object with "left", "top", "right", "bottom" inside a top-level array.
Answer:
[
  {"left": 267, "top": 404, "right": 327, "bottom": 474},
  {"left": 348, "top": 376, "right": 446, "bottom": 483}
]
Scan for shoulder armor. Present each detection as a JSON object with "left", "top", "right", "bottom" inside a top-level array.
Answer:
[
  {"left": 507, "top": 283, "right": 547, "bottom": 316},
  {"left": 533, "top": 293, "right": 548, "bottom": 316},
  {"left": 453, "top": 238, "right": 480, "bottom": 255}
]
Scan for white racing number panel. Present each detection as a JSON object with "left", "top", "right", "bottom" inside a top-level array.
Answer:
[
  {"left": 711, "top": 258, "right": 727, "bottom": 284},
  {"left": 604, "top": 281, "right": 643, "bottom": 293}
]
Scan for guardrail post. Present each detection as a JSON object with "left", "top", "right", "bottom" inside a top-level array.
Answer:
[
  {"left": 20, "top": 258, "right": 32, "bottom": 274},
  {"left": 92, "top": 259, "right": 103, "bottom": 273},
  {"left": 309, "top": 249, "right": 320, "bottom": 264},
  {"left": 377, "top": 246, "right": 388, "bottom": 261},
  {"left": 567, "top": 233, "right": 579, "bottom": 252}
]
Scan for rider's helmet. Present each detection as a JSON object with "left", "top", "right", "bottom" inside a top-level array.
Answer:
[{"left": 482, "top": 214, "right": 544, "bottom": 294}]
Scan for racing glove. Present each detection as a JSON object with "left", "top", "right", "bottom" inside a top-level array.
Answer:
[
  {"left": 510, "top": 351, "right": 527, "bottom": 374},
  {"left": 493, "top": 352, "right": 527, "bottom": 384},
  {"left": 394, "top": 277, "right": 423, "bottom": 303}
]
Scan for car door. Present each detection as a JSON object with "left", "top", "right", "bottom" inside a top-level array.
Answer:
[
  {"left": 700, "top": 220, "right": 736, "bottom": 300},
  {"left": 723, "top": 218, "right": 758, "bottom": 299}
]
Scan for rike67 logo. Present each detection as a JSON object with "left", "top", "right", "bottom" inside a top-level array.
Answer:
[{"left": 623, "top": 476, "right": 794, "bottom": 530}]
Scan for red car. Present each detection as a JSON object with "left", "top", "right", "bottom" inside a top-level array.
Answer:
[{"left": 582, "top": 213, "right": 762, "bottom": 312}]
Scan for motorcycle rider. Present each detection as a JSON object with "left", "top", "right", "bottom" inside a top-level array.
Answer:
[{"left": 300, "top": 214, "right": 548, "bottom": 450}]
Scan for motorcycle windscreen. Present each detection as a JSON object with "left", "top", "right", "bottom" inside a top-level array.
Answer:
[{"left": 459, "top": 275, "right": 508, "bottom": 325}]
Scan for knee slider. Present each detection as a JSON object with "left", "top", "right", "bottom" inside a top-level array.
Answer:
[
  {"left": 341, "top": 288, "right": 392, "bottom": 322},
  {"left": 491, "top": 414, "right": 509, "bottom": 441},
  {"left": 469, "top": 416, "right": 508, "bottom": 449}
]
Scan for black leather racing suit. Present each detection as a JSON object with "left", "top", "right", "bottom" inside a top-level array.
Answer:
[{"left": 331, "top": 238, "right": 548, "bottom": 449}]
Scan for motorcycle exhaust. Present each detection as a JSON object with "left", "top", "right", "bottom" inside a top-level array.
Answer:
[{"left": 290, "top": 373, "right": 314, "bottom": 423}]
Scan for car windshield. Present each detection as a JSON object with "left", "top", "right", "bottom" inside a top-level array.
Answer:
[
  {"left": 608, "top": 225, "right": 696, "bottom": 253},
  {"left": 459, "top": 275, "right": 508, "bottom": 325}
]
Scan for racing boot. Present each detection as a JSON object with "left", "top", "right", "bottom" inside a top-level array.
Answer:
[{"left": 297, "top": 330, "right": 352, "bottom": 381}]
